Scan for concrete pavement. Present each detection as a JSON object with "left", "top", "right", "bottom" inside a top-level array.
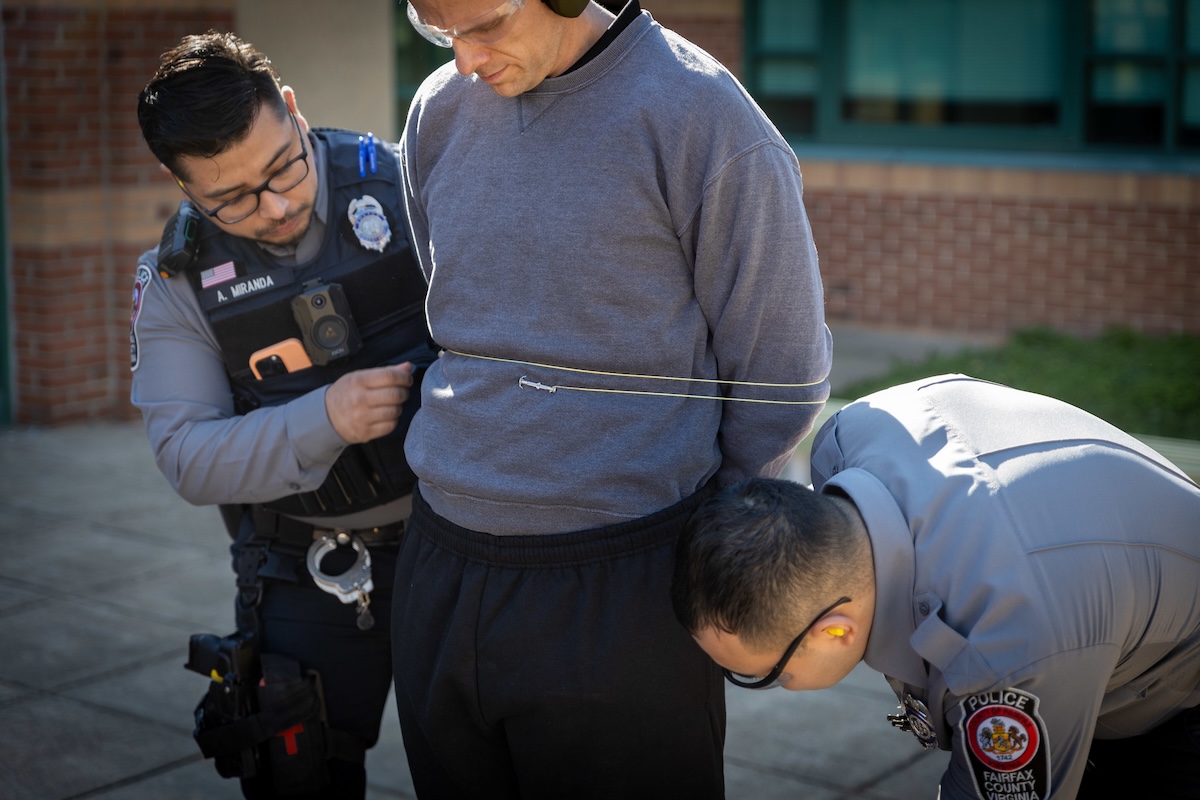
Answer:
[{"left": 0, "top": 325, "right": 990, "bottom": 799}]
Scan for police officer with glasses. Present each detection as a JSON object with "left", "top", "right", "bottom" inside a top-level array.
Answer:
[{"left": 131, "top": 31, "right": 437, "bottom": 799}]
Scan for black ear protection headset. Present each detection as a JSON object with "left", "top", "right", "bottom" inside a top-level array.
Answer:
[{"left": 543, "top": 0, "right": 590, "bottom": 17}]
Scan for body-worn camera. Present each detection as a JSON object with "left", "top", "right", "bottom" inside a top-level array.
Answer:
[
  {"left": 157, "top": 199, "right": 200, "bottom": 278},
  {"left": 290, "top": 282, "right": 362, "bottom": 366}
]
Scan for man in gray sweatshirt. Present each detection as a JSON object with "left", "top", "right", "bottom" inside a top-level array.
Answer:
[{"left": 394, "top": 1, "right": 832, "bottom": 796}]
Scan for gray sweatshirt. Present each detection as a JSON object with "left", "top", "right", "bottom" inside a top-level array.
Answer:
[{"left": 400, "top": 9, "right": 832, "bottom": 535}]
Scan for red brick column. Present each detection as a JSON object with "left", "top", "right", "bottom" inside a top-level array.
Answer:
[{"left": 4, "top": 5, "right": 234, "bottom": 424}]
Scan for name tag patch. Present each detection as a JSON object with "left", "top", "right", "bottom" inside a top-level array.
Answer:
[
  {"left": 198, "top": 267, "right": 291, "bottom": 309},
  {"left": 959, "top": 688, "right": 1050, "bottom": 800}
]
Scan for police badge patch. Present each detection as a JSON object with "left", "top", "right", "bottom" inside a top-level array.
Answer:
[
  {"left": 958, "top": 688, "right": 1051, "bottom": 800},
  {"left": 888, "top": 693, "right": 939, "bottom": 749},
  {"left": 347, "top": 195, "right": 391, "bottom": 253},
  {"left": 130, "top": 263, "right": 153, "bottom": 372}
]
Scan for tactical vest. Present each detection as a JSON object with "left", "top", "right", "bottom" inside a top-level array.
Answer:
[{"left": 180, "top": 128, "right": 435, "bottom": 519}]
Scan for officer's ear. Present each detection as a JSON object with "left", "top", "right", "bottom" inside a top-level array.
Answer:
[
  {"left": 162, "top": 163, "right": 190, "bottom": 196},
  {"left": 281, "top": 86, "right": 310, "bottom": 133},
  {"left": 814, "top": 613, "right": 861, "bottom": 648}
]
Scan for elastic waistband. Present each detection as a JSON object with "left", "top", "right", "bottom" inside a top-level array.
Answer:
[{"left": 411, "top": 483, "right": 715, "bottom": 568}]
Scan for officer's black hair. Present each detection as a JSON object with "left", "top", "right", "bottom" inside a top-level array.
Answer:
[
  {"left": 671, "top": 477, "right": 868, "bottom": 652},
  {"left": 137, "top": 31, "right": 288, "bottom": 180}
]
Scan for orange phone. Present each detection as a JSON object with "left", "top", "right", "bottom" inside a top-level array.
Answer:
[{"left": 249, "top": 338, "right": 313, "bottom": 379}]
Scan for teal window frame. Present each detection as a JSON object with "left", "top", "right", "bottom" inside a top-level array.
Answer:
[
  {"left": 395, "top": 11, "right": 454, "bottom": 131},
  {"left": 1084, "top": 0, "right": 1200, "bottom": 149},
  {"left": 743, "top": 0, "right": 825, "bottom": 138},
  {"left": 743, "top": 0, "right": 1197, "bottom": 157}
]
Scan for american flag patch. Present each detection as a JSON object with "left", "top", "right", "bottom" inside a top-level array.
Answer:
[{"left": 200, "top": 261, "right": 237, "bottom": 288}]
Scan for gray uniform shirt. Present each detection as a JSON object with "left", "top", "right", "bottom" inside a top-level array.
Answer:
[
  {"left": 401, "top": 10, "right": 832, "bottom": 535},
  {"left": 130, "top": 136, "right": 410, "bottom": 528},
  {"left": 810, "top": 374, "right": 1200, "bottom": 799}
]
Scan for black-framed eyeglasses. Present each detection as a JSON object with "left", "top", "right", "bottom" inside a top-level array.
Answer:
[
  {"left": 175, "top": 112, "right": 309, "bottom": 225},
  {"left": 723, "top": 596, "right": 852, "bottom": 690}
]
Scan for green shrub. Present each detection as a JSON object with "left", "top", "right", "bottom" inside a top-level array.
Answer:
[{"left": 837, "top": 327, "right": 1200, "bottom": 440}]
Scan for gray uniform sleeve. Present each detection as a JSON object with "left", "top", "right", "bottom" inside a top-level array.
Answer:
[
  {"left": 938, "top": 647, "right": 1116, "bottom": 800},
  {"left": 129, "top": 250, "right": 349, "bottom": 506},
  {"left": 690, "top": 141, "right": 833, "bottom": 483}
]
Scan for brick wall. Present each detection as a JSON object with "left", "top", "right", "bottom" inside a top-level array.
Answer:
[
  {"left": 4, "top": 4, "right": 234, "bottom": 425},
  {"left": 802, "top": 164, "right": 1200, "bottom": 336}
]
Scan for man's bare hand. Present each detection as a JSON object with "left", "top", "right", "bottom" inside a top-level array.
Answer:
[{"left": 324, "top": 363, "right": 414, "bottom": 444}]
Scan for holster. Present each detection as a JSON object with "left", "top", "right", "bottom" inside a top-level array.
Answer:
[{"left": 186, "top": 633, "right": 365, "bottom": 795}]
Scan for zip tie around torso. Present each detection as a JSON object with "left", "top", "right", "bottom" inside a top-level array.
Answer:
[{"left": 449, "top": 349, "right": 827, "bottom": 405}]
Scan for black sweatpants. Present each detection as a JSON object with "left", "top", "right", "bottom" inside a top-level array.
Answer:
[
  {"left": 1078, "top": 703, "right": 1200, "bottom": 799},
  {"left": 236, "top": 540, "right": 398, "bottom": 800},
  {"left": 391, "top": 487, "right": 726, "bottom": 800}
]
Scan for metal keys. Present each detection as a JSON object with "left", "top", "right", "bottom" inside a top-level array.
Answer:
[
  {"left": 354, "top": 592, "right": 374, "bottom": 631},
  {"left": 306, "top": 531, "right": 375, "bottom": 631}
]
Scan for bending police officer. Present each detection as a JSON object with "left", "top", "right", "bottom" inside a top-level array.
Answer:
[
  {"left": 673, "top": 375, "right": 1200, "bottom": 800},
  {"left": 131, "top": 32, "right": 437, "bottom": 798}
]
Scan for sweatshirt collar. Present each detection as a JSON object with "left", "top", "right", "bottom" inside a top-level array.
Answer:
[
  {"left": 526, "top": 6, "right": 652, "bottom": 96},
  {"left": 562, "top": 0, "right": 642, "bottom": 75}
]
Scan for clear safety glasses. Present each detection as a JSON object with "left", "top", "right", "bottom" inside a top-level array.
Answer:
[
  {"left": 723, "top": 596, "right": 852, "bottom": 690},
  {"left": 406, "top": 0, "right": 527, "bottom": 48}
]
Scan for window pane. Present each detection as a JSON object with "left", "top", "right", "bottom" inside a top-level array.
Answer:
[
  {"left": 1088, "top": 62, "right": 1165, "bottom": 143},
  {"left": 758, "top": 0, "right": 819, "bottom": 52},
  {"left": 758, "top": 60, "right": 818, "bottom": 135},
  {"left": 759, "top": 98, "right": 817, "bottom": 137},
  {"left": 1186, "top": 67, "right": 1200, "bottom": 123},
  {"left": 754, "top": 1, "right": 820, "bottom": 136},
  {"left": 1092, "top": 62, "right": 1166, "bottom": 101},
  {"left": 1092, "top": 0, "right": 1170, "bottom": 53},
  {"left": 760, "top": 59, "right": 817, "bottom": 94},
  {"left": 844, "top": 0, "right": 1061, "bottom": 126},
  {"left": 1181, "top": 66, "right": 1200, "bottom": 146},
  {"left": 1188, "top": 0, "right": 1200, "bottom": 51}
]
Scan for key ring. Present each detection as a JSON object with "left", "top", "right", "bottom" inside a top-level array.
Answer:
[{"left": 305, "top": 531, "right": 374, "bottom": 604}]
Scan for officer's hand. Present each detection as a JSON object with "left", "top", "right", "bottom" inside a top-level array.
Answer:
[{"left": 324, "top": 363, "right": 414, "bottom": 444}]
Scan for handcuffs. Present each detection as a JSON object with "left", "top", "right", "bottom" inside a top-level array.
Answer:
[{"left": 305, "top": 530, "right": 375, "bottom": 630}]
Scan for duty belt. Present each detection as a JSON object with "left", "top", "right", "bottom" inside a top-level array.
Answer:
[
  {"left": 250, "top": 507, "right": 404, "bottom": 631},
  {"left": 250, "top": 507, "right": 404, "bottom": 550}
]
